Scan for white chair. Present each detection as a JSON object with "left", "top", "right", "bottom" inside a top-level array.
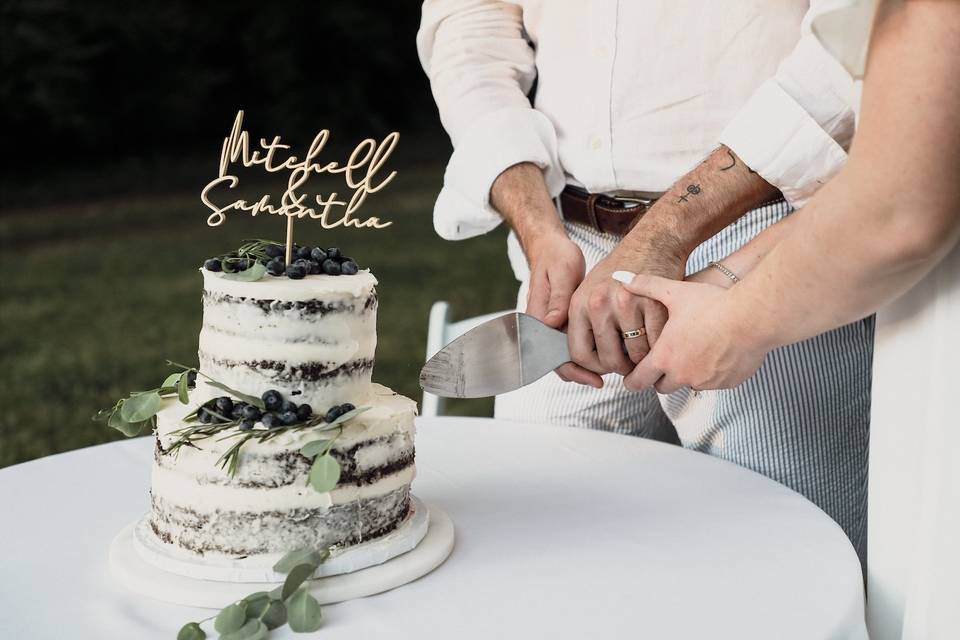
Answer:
[{"left": 421, "top": 301, "right": 513, "bottom": 417}]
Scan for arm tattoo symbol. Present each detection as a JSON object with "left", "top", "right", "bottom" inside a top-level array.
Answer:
[
  {"left": 677, "top": 183, "right": 702, "bottom": 204},
  {"left": 719, "top": 149, "right": 736, "bottom": 171}
]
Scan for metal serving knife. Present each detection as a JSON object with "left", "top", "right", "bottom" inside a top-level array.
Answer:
[{"left": 418, "top": 312, "right": 570, "bottom": 398}]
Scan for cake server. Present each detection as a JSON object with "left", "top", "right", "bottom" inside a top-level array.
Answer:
[{"left": 419, "top": 312, "right": 570, "bottom": 398}]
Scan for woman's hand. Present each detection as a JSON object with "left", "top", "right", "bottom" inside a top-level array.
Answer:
[{"left": 612, "top": 271, "right": 770, "bottom": 393}]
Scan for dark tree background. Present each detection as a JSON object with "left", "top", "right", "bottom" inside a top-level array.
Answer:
[{"left": 0, "top": 0, "right": 441, "bottom": 193}]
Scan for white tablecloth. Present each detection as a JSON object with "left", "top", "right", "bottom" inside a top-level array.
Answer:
[{"left": 0, "top": 417, "right": 866, "bottom": 639}]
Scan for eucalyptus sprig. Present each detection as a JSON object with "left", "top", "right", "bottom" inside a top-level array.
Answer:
[
  {"left": 93, "top": 370, "right": 193, "bottom": 437},
  {"left": 94, "top": 363, "right": 267, "bottom": 438},
  {"left": 212, "top": 239, "right": 283, "bottom": 283},
  {"left": 177, "top": 546, "right": 333, "bottom": 639}
]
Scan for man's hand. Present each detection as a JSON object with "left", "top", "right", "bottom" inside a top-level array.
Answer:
[
  {"left": 564, "top": 234, "right": 686, "bottom": 378},
  {"left": 490, "top": 162, "right": 601, "bottom": 388},
  {"left": 564, "top": 145, "right": 779, "bottom": 381}
]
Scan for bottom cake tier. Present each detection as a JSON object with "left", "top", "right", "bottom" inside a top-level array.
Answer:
[{"left": 150, "top": 383, "right": 417, "bottom": 557}]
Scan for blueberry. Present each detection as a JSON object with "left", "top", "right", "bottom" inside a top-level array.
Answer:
[
  {"left": 310, "top": 247, "right": 327, "bottom": 262},
  {"left": 267, "top": 258, "right": 285, "bottom": 276},
  {"left": 280, "top": 410, "right": 298, "bottom": 425},
  {"left": 325, "top": 405, "right": 345, "bottom": 423},
  {"left": 203, "top": 258, "right": 222, "bottom": 272},
  {"left": 261, "top": 390, "right": 283, "bottom": 411},
  {"left": 340, "top": 260, "right": 359, "bottom": 275},
  {"left": 322, "top": 259, "right": 341, "bottom": 276},
  {"left": 296, "top": 404, "right": 313, "bottom": 421},
  {"left": 326, "top": 247, "right": 341, "bottom": 259},
  {"left": 260, "top": 412, "right": 276, "bottom": 429},
  {"left": 265, "top": 244, "right": 284, "bottom": 259},
  {"left": 340, "top": 403, "right": 356, "bottom": 413},
  {"left": 242, "top": 405, "right": 262, "bottom": 421},
  {"left": 296, "top": 246, "right": 313, "bottom": 260},
  {"left": 308, "top": 260, "right": 322, "bottom": 275},
  {"left": 239, "top": 420, "right": 255, "bottom": 431},
  {"left": 199, "top": 408, "right": 212, "bottom": 424},
  {"left": 286, "top": 264, "right": 306, "bottom": 280},
  {"left": 281, "top": 400, "right": 298, "bottom": 414},
  {"left": 187, "top": 371, "right": 197, "bottom": 387},
  {"left": 230, "top": 403, "right": 245, "bottom": 420},
  {"left": 215, "top": 396, "right": 233, "bottom": 415},
  {"left": 235, "top": 257, "right": 251, "bottom": 271}
]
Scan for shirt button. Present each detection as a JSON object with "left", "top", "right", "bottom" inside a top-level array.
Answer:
[{"left": 590, "top": 136, "right": 602, "bottom": 150}]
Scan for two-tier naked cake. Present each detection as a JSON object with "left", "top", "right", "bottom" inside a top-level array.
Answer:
[{"left": 148, "top": 257, "right": 418, "bottom": 559}]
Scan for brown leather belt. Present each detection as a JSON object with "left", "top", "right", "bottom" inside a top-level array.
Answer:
[{"left": 559, "top": 186, "right": 660, "bottom": 236}]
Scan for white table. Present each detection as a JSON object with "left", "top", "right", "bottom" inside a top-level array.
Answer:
[{"left": 0, "top": 417, "right": 867, "bottom": 639}]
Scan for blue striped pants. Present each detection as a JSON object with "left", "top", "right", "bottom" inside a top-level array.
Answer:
[{"left": 495, "top": 200, "right": 873, "bottom": 565}]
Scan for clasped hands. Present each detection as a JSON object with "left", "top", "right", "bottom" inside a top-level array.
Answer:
[{"left": 525, "top": 228, "right": 767, "bottom": 393}]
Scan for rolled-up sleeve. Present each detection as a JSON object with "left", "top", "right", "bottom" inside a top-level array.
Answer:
[
  {"left": 719, "top": 2, "right": 858, "bottom": 209},
  {"left": 417, "top": 0, "right": 565, "bottom": 240}
]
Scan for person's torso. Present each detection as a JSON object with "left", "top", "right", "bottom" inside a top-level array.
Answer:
[{"left": 515, "top": 0, "right": 809, "bottom": 191}]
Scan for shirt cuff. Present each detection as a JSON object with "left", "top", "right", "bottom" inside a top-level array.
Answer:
[
  {"left": 433, "top": 106, "right": 566, "bottom": 240},
  {"left": 719, "top": 81, "right": 848, "bottom": 209}
]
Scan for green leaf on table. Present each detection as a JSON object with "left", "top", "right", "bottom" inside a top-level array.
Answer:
[
  {"left": 261, "top": 599, "right": 288, "bottom": 630},
  {"left": 273, "top": 548, "right": 323, "bottom": 574},
  {"left": 220, "top": 618, "right": 267, "bottom": 640},
  {"left": 222, "top": 262, "right": 267, "bottom": 282},
  {"left": 177, "top": 371, "right": 190, "bottom": 404},
  {"left": 287, "top": 588, "right": 323, "bottom": 633},
  {"left": 281, "top": 563, "right": 316, "bottom": 601},
  {"left": 299, "top": 439, "right": 331, "bottom": 459},
  {"left": 214, "top": 602, "right": 247, "bottom": 634},
  {"left": 308, "top": 454, "right": 341, "bottom": 493},
  {"left": 120, "top": 390, "right": 162, "bottom": 423},
  {"left": 176, "top": 621, "right": 206, "bottom": 640}
]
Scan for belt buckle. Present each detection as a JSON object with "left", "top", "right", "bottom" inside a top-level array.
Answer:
[{"left": 610, "top": 194, "right": 655, "bottom": 209}]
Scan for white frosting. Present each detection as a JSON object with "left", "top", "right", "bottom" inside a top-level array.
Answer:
[
  {"left": 152, "top": 465, "right": 416, "bottom": 512},
  {"left": 201, "top": 268, "right": 378, "bottom": 301}
]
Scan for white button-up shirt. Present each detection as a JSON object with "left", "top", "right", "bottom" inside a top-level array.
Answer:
[{"left": 417, "top": 0, "right": 856, "bottom": 259}]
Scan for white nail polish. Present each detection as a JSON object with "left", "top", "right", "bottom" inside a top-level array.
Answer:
[{"left": 612, "top": 271, "right": 636, "bottom": 284}]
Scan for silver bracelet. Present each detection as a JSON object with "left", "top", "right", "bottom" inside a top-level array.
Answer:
[{"left": 708, "top": 260, "right": 741, "bottom": 284}]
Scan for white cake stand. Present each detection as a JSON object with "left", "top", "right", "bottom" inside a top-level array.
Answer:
[{"left": 109, "top": 497, "right": 454, "bottom": 608}]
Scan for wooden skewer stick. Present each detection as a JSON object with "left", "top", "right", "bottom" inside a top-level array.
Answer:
[{"left": 285, "top": 216, "right": 294, "bottom": 264}]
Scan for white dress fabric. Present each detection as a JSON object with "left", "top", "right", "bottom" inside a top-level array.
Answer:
[{"left": 812, "top": 2, "right": 960, "bottom": 638}]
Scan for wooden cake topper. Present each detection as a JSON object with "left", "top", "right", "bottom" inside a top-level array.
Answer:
[{"left": 201, "top": 110, "right": 397, "bottom": 262}]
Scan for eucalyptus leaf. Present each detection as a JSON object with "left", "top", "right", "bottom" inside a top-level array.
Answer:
[
  {"left": 120, "top": 391, "right": 162, "bottom": 423},
  {"left": 108, "top": 407, "right": 149, "bottom": 437},
  {"left": 177, "top": 371, "right": 190, "bottom": 404},
  {"left": 214, "top": 602, "right": 247, "bottom": 634},
  {"left": 244, "top": 594, "right": 270, "bottom": 620},
  {"left": 299, "top": 439, "right": 331, "bottom": 459},
  {"left": 287, "top": 588, "right": 323, "bottom": 633},
  {"left": 205, "top": 380, "right": 266, "bottom": 409},
  {"left": 162, "top": 373, "right": 181, "bottom": 388},
  {"left": 261, "top": 599, "right": 287, "bottom": 630},
  {"left": 220, "top": 618, "right": 267, "bottom": 640},
  {"left": 176, "top": 622, "right": 206, "bottom": 640},
  {"left": 222, "top": 262, "right": 267, "bottom": 282},
  {"left": 308, "top": 454, "right": 341, "bottom": 493},
  {"left": 281, "top": 563, "right": 316, "bottom": 601},
  {"left": 326, "top": 406, "right": 371, "bottom": 427},
  {"left": 273, "top": 548, "right": 323, "bottom": 574}
]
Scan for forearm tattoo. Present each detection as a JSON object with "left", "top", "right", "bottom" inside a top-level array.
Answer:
[{"left": 676, "top": 183, "right": 702, "bottom": 204}]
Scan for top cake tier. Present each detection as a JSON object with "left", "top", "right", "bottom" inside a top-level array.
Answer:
[{"left": 199, "top": 268, "right": 378, "bottom": 410}]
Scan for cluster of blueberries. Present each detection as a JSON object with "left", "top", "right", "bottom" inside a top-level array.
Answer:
[
  {"left": 198, "top": 389, "right": 355, "bottom": 431},
  {"left": 202, "top": 244, "right": 359, "bottom": 280}
]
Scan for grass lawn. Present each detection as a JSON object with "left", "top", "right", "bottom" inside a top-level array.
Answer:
[{"left": 0, "top": 158, "right": 520, "bottom": 467}]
